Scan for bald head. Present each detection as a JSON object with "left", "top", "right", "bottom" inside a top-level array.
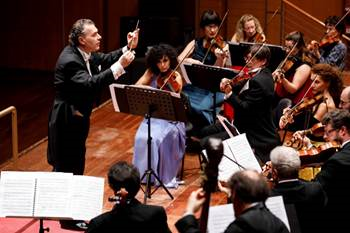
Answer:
[{"left": 340, "top": 86, "right": 350, "bottom": 111}]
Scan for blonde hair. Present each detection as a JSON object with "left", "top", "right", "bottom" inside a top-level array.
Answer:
[{"left": 232, "top": 14, "right": 264, "bottom": 42}]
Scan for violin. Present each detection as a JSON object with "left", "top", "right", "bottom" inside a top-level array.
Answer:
[
  {"left": 280, "top": 94, "right": 324, "bottom": 127},
  {"left": 250, "top": 33, "right": 265, "bottom": 43},
  {"left": 284, "top": 122, "right": 324, "bottom": 149},
  {"left": 298, "top": 141, "right": 340, "bottom": 165},
  {"left": 203, "top": 35, "right": 226, "bottom": 52},
  {"left": 157, "top": 70, "right": 181, "bottom": 93}
]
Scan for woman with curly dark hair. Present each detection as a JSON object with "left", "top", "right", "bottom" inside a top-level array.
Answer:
[{"left": 133, "top": 44, "right": 186, "bottom": 189}]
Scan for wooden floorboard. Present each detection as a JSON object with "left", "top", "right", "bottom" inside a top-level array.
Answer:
[{"left": 0, "top": 100, "right": 227, "bottom": 233}]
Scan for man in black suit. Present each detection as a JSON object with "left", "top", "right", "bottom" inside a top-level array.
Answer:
[
  {"left": 199, "top": 45, "right": 280, "bottom": 163},
  {"left": 176, "top": 169, "right": 289, "bottom": 233},
  {"left": 268, "top": 146, "right": 327, "bottom": 232},
  {"left": 314, "top": 109, "right": 350, "bottom": 232},
  {"left": 47, "top": 18, "right": 138, "bottom": 230},
  {"left": 86, "top": 161, "right": 171, "bottom": 233}
]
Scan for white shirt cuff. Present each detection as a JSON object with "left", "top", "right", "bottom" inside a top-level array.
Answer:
[
  {"left": 110, "top": 62, "right": 125, "bottom": 80},
  {"left": 122, "top": 45, "right": 128, "bottom": 53},
  {"left": 224, "top": 91, "right": 233, "bottom": 100}
]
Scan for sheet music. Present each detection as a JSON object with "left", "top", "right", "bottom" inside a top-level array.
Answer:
[
  {"left": 208, "top": 196, "right": 290, "bottom": 233},
  {"left": 0, "top": 171, "right": 104, "bottom": 220},
  {"left": 208, "top": 204, "right": 235, "bottom": 233},
  {"left": 218, "top": 134, "right": 262, "bottom": 182},
  {"left": 70, "top": 175, "right": 104, "bottom": 220},
  {"left": 0, "top": 171, "right": 39, "bottom": 217},
  {"left": 34, "top": 172, "right": 73, "bottom": 218},
  {"left": 109, "top": 83, "right": 125, "bottom": 112},
  {"left": 266, "top": 196, "right": 290, "bottom": 231}
]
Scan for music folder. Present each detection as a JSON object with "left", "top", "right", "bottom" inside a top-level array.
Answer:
[
  {"left": 180, "top": 63, "right": 239, "bottom": 92},
  {"left": 228, "top": 41, "right": 286, "bottom": 71}
]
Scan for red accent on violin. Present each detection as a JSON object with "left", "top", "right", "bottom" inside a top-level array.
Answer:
[{"left": 157, "top": 70, "right": 181, "bottom": 93}]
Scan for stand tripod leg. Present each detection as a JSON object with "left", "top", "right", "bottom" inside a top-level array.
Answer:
[{"left": 39, "top": 218, "right": 49, "bottom": 233}]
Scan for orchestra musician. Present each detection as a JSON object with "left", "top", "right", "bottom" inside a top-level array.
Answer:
[
  {"left": 308, "top": 15, "right": 347, "bottom": 71},
  {"left": 313, "top": 109, "right": 350, "bottom": 231},
  {"left": 86, "top": 161, "right": 171, "bottom": 233},
  {"left": 267, "top": 146, "right": 327, "bottom": 233},
  {"left": 231, "top": 14, "right": 266, "bottom": 43},
  {"left": 133, "top": 44, "right": 186, "bottom": 189},
  {"left": 273, "top": 31, "right": 315, "bottom": 125},
  {"left": 279, "top": 63, "right": 343, "bottom": 131},
  {"left": 178, "top": 9, "right": 228, "bottom": 133},
  {"left": 198, "top": 45, "right": 280, "bottom": 164},
  {"left": 175, "top": 170, "right": 289, "bottom": 233}
]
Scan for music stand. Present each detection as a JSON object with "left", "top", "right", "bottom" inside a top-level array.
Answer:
[
  {"left": 109, "top": 84, "right": 187, "bottom": 203},
  {"left": 180, "top": 63, "right": 239, "bottom": 123},
  {"left": 228, "top": 41, "right": 286, "bottom": 71}
]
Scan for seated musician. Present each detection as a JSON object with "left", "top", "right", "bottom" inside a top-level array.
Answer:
[
  {"left": 197, "top": 44, "right": 280, "bottom": 164},
  {"left": 133, "top": 44, "right": 186, "bottom": 188},
  {"left": 308, "top": 15, "right": 347, "bottom": 71},
  {"left": 178, "top": 9, "right": 228, "bottom": 132},
  {"left": 231, "top": 14, "right": 266, "bottom": 43},
  {"left": 267, "top": 146, "right": 327, "bottom": 233},
  {"left": 86, "top": 161, "right": 171, "bottom": 233},
  {"left": 175, "top": 170, "right": 289, "bottom": 233},
  {"left": 273, "top": 31, "right": 315, "bottom": 125},
  {"left": 313, "top": 109, "right": 350, "bottom": 231},
  {"left": 279, "top": 63, "right": 343, "bottom": 131}
]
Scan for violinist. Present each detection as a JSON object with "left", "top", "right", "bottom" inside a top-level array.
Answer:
[
  {"left": 231, "top": 14, "right": 266, "bottom": 43},
  {"left": 133, "top": 44, "right": 186, "bottom": 188},
  {"left": 308, "top": 16, "right": 347, "bottom": 70},
  {"left": 267, "top": 146, "right": 327, "bottom": 233},
  {"left": 178, "top": 9, "right": 227, "bottom": 134},
  {"left": 87, "top": 161, "right": 171, "bottom": 233},
  {"left": 313, "top": 109, "right": 350, "bottom": 231},
  {"left": 339, "top": 86, "right": 350, "bottom": 111},
  {"left": 279, "top": 63, "right": 343, "bottom": 131},
  {"left": 198, "top": 45, "right": 280, "bottom": 163}
]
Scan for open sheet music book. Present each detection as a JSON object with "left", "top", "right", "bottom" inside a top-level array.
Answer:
[
  {"left": 217, "top": 133, "right": 262, "bottom": 182},
  {"left": 0, "top": 171, "right": 104, "bottom": 220},
  {"left": 207, "top": 196, "right": 290, "bottom": 233}
]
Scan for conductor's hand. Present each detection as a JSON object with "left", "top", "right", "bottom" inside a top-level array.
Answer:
[
  {"left": 118, "top": 51, "right": 135, "bottom": 68},
  {"left": 127, "top": 29, "right": 139, "bottom": 50},
  {"left": 185, "top": 188, "right": 206, "bottom": 215},
  {"left": 220, "top": 78, "right": 232, "bottom": 94}
]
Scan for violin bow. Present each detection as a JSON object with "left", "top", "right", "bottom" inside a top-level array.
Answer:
[
  {"left": 202, "top": 10, "right": 229, "bottom": 63},
  {"left": 253, "top": 7, "right": 279, "bottom": 43},
  {"left": 335, "top": 8, "right": 350, "bottom": 28},
  {"left": 273, "top": 39, "right": 299, "bottom": 80},
  {"left": 128, "top": 19, "right": 140, "bottom": 52}
]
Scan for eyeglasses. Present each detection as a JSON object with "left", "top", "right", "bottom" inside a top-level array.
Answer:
[{"left": 324, "top": 128, "right": 337, "bottom": 136}]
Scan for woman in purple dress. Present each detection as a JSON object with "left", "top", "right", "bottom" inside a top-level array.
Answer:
[{"left": 133, "top": 44, "right": 186, "bottom": 188}]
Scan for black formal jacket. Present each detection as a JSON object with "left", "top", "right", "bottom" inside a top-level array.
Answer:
[
  {"left": 314, "top": 141, "right": 350, "bottom": 231},
  {"left": 47, "top": 45, "right": 123, "bottom": 169},
  {"left": 227, "top": 68, "right": 280, "bottom": 162},
  {"left": 175, "top": 203, "right": 289, "bottom": 233},
  {"left": 86, "top": 198, "right": 171, "bottom": 233},
  {"left": 271, "top": 180, "right": 327, "bottom": 232}
]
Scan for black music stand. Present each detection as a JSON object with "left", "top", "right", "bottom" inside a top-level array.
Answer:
[
  {"left": 228, "top": 41, "right": 286, "bottom": 71},
  {"left": 181, "top": 63, "right": 239, "bottom": 123},
  {"left": 109, "top": 84, "right": 187, "bottom": 203}
]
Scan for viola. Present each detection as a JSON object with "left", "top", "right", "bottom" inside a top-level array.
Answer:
[
  {"left": 157, "top": 70, "right": 181, "bottom": 93},
  {"left": 298, "top": 141, "right": 340, "bottom": 165}
]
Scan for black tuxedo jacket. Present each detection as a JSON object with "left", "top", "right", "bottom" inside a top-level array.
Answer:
[
  {"left": 47, "top": 45, "right": 124, "bottom": 173},
  {"left": 175, "top": 203, "right": 289, "bottom": 233},
  {"left": 271, "top": 180, "right": 326, "bottom": 232},
  {"left": 315, "top": 141, "right": 350, "bottom": 231},
  {"left": 87, "top": 199, "right": 171, "bottom": 233},
  {"left": 227, "top": 68, "right": 280, "bottom": 162}
]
